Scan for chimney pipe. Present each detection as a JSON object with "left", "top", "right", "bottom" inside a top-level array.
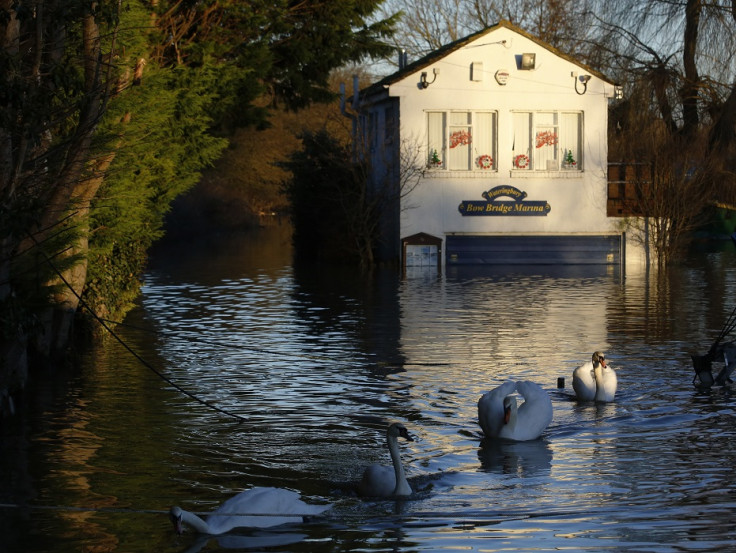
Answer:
[{"left": 399, "top": 48, "right": 407, "bottom": 69}]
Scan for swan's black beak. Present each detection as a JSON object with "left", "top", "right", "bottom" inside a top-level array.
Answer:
[{"left": 399, "top": 426, "right": 414, "bottom": 442}]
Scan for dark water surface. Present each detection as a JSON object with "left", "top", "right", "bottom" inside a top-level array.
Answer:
[{"left": 3, "top": 222, "right": 736, "bottom": 552}]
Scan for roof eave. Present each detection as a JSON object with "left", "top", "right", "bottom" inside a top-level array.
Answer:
[{"left": 360, "top": 19, "right": 615, "bottom": 102}]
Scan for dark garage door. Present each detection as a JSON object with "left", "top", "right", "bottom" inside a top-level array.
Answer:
[{"left": 446, "top": 235, "right": 621, "bottom": 265}]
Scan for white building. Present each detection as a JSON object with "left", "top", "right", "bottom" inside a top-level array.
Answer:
[{"left": 356, "top": 20, "right": 646, "bottom": 272}]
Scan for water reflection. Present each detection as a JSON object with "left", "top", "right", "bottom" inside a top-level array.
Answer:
[
  {"left": 445, "top": 261, "right": 622, "bottom": 281},
  {"left": 291, "top": 260, "right": 406, "bottom": 369},
  {"left": 177, "top": 530, "right": 308, "bottom": 552},
  {"left": 3, "top": 224, "right": 736, "bottom": 552},
  {"left": 477, "top": 439, "right": 553, "bottom": 476}
]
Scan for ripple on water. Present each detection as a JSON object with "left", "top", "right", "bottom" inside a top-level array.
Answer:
[{"left": 9, "top": 245, "right": 734, "bottom": 553}]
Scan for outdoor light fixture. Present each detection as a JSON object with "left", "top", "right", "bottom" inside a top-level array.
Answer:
[
  {"left": 575, "top": 74, "right": 591, "bottom": 95},
  {"left": 614, "top": 85, "right": 624, "bottom": 100},
  {"left": 420, "top": 67, "right": 439, "bottom": 89},
  {"left": 520, "top": 53, "right": 535, "bottom": 70}
]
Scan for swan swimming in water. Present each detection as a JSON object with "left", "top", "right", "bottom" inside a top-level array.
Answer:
[
  {"left": 572, "top": 351, "right": 617, "bottom": 402},
  {"left": 169, "top": 487, "right": 331, "bottom": 535},
  {"left": 357, "top": 422, "right": 414, "bottom": 497},
  {"left": 477, "top": 380, "right": 553, "bottom": 441}
]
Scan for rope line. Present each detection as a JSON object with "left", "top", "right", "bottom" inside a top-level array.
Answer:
[
  {"left": 99, "top": 317, "right": 452, "bottom": 367},
  {"left": 99, "top": 318, "right": 369, "bottom": 364},
  {"left": 26, "top": 232, "right": 246, "bottom": 423},
  {"left": 22, "top": 228, "right": 448, "bottom": 423},
  {"left": 712, "top": 305, "right": 736, "bottom": 349}
]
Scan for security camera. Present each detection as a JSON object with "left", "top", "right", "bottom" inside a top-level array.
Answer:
[{"left": 580, "top": 75, "right": 591, "bottom": 84}]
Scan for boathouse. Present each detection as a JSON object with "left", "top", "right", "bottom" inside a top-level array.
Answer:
[{"left": 356, "top": 20, "right": 646, "bottom": 272}]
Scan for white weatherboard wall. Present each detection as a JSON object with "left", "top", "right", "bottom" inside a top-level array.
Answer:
[{"left": 360, "top": 21, "right": 647, "bottom": 268}]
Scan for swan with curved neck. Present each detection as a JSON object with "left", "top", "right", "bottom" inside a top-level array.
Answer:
[
  {"left": 572, "top": 351, "right": 617, "bottom": 402},
  {"left": 358, "top": 422, "right": 414, "bottom": 497},
  {"left": 169, "top": 487, "right": 331, "bottom": 535},
  {"left": 478, "top": 380, "right": 553, "bottom": 441}
]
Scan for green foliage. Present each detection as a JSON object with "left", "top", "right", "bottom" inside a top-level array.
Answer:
[
  {"left": 153, "top": 0, "right": 399, "bottom": 121},
  {"left": 264, "top": 1, "right": 401, "bottom": 110},
  {"left": 2, "top": 0, "right": 399, "bottom": 352},
  {"left": 85, "top": 0, "right": 398, "bottom": 320},
  {"left": 1, "top": 217, "right": 85, "bottom": 339},
  {"left": 85, "top": 62, "right": 228, "bottom": 320}
]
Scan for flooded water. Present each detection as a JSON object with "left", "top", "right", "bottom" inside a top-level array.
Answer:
[{"left": 3, "top": 221, "right": 736, "bottom": 552}]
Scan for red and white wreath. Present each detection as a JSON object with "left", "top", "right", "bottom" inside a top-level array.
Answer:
[
  {"left": 514, "top": 154, "right": 529, "bottom": 169},
  {"left": 477, "top": 154, "right": 493, "bottom": 169}
]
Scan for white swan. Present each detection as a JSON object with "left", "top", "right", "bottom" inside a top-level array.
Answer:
[
  {"left": 357, "top": 422, "right": 414, "bottom": 497},
  {"left": 478, "top": 380, "right": 553, "bottom": 441},
  {"left": 572, "top": 351, "right": 617, "bottom": 402},
  {"left": 169, "top": 486, "right": 331, "bottom": 535}
]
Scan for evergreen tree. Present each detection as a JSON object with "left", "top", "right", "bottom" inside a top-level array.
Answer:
[
  {"left": 85, "top": 63, "right": 228, "bottom": 322},
  {"left": 0, "top": 0, "right": 399, "bottom": 377}
]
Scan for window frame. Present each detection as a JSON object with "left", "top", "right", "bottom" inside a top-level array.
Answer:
[
  {"left": 426, "top": 109, "right": 498, "bottom": 171},
  {"left": 512, "top": 110, "right": 583, "bottom": 171}
]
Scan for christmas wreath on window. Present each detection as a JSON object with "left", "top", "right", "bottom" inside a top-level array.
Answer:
[
  {"left": 514, "top": 154, "right": 529, "bottom": 169},
  {"left": 477, "top": 154, "right": 493, "bottom": 169}
]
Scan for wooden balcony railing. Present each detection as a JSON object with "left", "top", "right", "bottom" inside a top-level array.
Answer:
[{"left": 607, "top": 162, "right": 653, "bottom": 217}]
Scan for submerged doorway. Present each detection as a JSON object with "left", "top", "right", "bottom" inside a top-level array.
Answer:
[{"left": 402, "top": 232, "right": 442, "bottom": 276}]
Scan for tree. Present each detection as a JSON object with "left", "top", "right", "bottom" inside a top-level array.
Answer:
[
  {"left": 609, "top": 108, "right": 718, "bottom": 266},
  {"left": 164, "top": 70, "right": 374, "bottom": 238},
  {"left": 152, "top": 1, "right": 401, "bottom": 121},
  {"left": 601, "top": 0, "right": 736, "bottom": 263},
  {"left": 1, "top": 0, "right": 400, "bottom": 393},
  {"left": 84, "top": 62, "right": 229, "bottom": 323},
  {"left": 378, "top": 0, "right": 599, "bottom": 70},
  {"left": 282, "top": 117, "right": 424, "bottom": 268},
  {"left": 83, "top": 0, "right": 400, "bottom": 322},
  {"left": 1, "top": 0, "right": 131, "bottom": 362}
]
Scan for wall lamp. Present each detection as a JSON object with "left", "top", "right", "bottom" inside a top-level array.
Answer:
[
  {"left": 520, "top": 53, "right": 535, "bottom": 70},
  {"left": 574, "top": 74, "right": 591, "bottom": 95},
  {"left": 420, "top": 68, "right": 439, "bottom": 89}
]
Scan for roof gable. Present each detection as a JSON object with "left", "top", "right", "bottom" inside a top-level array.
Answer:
[{"left": 361, "top": 20, "right": 612, "bottom": 99}]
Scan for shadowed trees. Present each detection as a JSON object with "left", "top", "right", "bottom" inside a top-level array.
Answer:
[{"left": 0, "top": 0, "right": 399, "bottom": 398}]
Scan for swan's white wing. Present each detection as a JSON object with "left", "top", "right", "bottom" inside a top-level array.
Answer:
[
  {"left": 207, "top": 487, "right": 330, "bottom": 533},
  {"left": 513, "top": 380, "right": 553, "bottom": 440},
  {"left": 572, "top": 362, "right": 596, "bottom": 401},
  {"left": 358, "top": 464, "right": 397, "bottom": 497},
  {"left": 595, "top": 367, "right": 618, "bottom": 402},
  {"left": 478, "top": 380, "right": 517, "bottom": 438}
]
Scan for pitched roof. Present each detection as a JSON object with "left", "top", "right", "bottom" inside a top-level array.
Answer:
[{"left": 361, "top": 19, "right": 613, "bottom": 99}]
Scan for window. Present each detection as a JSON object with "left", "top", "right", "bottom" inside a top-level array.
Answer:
[
  {"left": 427, "top": 110, "right": 497, "bottom": 170},
  {"left": 512, "top": 111, "right": 582, "bottom": 170}
]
